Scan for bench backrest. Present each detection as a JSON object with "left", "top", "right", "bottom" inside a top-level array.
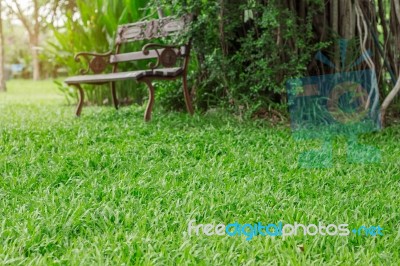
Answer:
[
  {"left": 110, "top": 14, "right": 192, "bottom": 70},
  {"left": 115, "top": 14, "right": 192, "bottom": 44}
]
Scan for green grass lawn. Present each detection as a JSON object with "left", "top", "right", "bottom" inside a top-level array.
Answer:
[{"left": 0, "top": 79, "right": 399, "bottom": 265}]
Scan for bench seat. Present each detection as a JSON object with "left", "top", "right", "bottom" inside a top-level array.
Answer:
[{"left": 65, "top": 67, "right": 183, "bottom": 85}]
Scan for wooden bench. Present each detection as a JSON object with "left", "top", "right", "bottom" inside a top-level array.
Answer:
[{"left": 65, "top": 14, "right": 194, "bottom": 121}]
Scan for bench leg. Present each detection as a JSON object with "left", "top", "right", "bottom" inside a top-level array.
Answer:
[
  {"left": 71, "top": 84, "right": 85, "bottom": 117},
  {"left": 111, "top": 81, "right": 119, "bottom": 110},
  {"left": 142, "top": 79, "right": 155, "bottom": 122},
  {"left": 182, "top": 73, "right": 194, "bottom": 115}
]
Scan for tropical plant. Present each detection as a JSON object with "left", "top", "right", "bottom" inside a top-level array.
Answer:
[{"left": 50, "top": 0, "right": 152, "bottom": 106}]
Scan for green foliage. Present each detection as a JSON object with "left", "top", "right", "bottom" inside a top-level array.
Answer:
[
  {"left": 50, "top": 0, "right": 150, "bottom": 105},
  {"left": 154, "top": 0, "right": 328, "bottom": 114}
]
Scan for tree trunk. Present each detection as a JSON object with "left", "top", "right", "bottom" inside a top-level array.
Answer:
[
  {"left": 31, "top": 35, "right": 40, "bottom": 81},
  {"left": 390, "top": 0, "right": 400, "bottom": 75},
  {"left": 0, "top": 4, "right": 6, "bottom": 92},
  {"left": 380, "top": 0, "right": 400, "bottom": 125},
  {"left": 381, "top": 75, "right": 400, "bottom": 126},
  {"left": 331, "top": 0, "right": 339, "bottom": 68},
  {"left": 32, "top": 0, "right": 40, "bottom": 80},
  {"left": 340, "top": 0, "right": 355, "bottom": 40}
]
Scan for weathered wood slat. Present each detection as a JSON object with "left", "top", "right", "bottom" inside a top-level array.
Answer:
[
  {"left": 110, "top": 50, "right": 159, "bottom": 63},
  {"left": 109, "top": 48, "right": 182, "bottom": 63},
  {"left": 116, "top": 15, "right": 192, "bottom": 43},
  {"left": 65, "top": 67, "right": 183, "bottom": 85}
]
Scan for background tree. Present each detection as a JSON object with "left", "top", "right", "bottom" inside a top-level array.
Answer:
[
  {"left": 4, "top": 0, "right": 61, "bottom": 80},
  {"left": 0, "top": 4, "right": 6, "bottom": 92}
]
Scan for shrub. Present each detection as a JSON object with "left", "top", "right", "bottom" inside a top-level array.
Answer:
[{"left": 152, "top": 0, "right": 328, "bottom": 115}]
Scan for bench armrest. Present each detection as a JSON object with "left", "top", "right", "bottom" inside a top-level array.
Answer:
[
  {"left": 74, "top": 51, "right": 113, "bottom": 74},
  {"left": 142, "top": 43, "right": 189, "bottom": 69}
]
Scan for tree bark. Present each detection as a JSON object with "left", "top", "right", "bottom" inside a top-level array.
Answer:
[
  {"left": 0, "top": 4, "right": 6, "bottom": 92},
  {"left": 30, "top": 34, "right": 40, "bottom": 81},
  {"left": 340, "top": 0, "right": 355, "bottom": 40},
  {"left": 331, "top": 0, "right": 339, "bottom": 68},
  {"left": 381, "top": 75, "right": 400, "bottom": 126},
  {"left": 32, "top": 0, "right": 40, "bottom": 80},
  {"left": 390, "top": 0, "right": 400, "bottom": 75},
  {"left": 377, "top": 0, "right": 400, "bottom": 125}
]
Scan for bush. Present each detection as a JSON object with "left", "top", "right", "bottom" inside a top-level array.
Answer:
[{"left": 153, "top": 0, "right": 328, "bottom": 115}]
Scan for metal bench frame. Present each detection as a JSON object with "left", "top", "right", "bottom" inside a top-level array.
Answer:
[{"left": 65, "top": 14, "right": 194, "bottom": 121}]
